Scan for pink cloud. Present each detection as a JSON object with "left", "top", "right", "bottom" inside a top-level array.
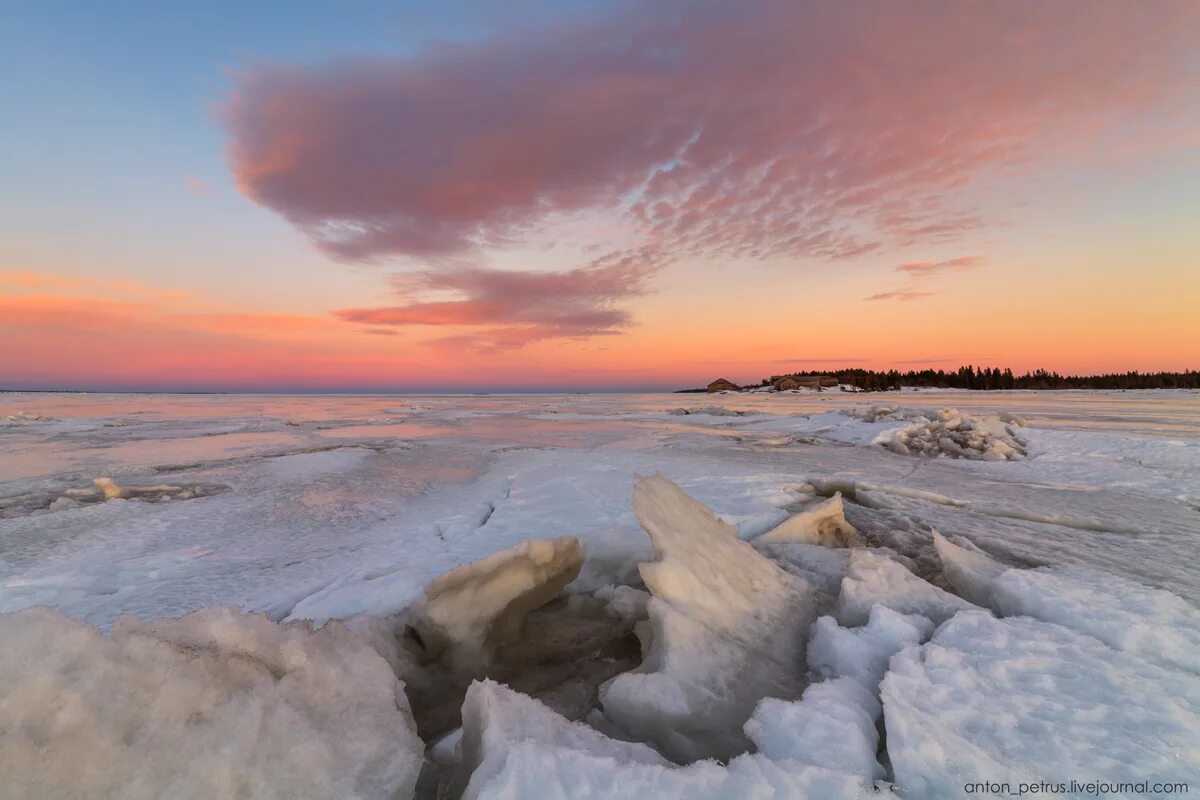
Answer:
[
  {"left": 224, "top": 0, "right": 1199, "bottom": 345},
  {"left": 227, "top": 3, "right": 1196, "bottom": 260},
  {"left": 333, "top": 259, "right": 651, "bottom": 348}
]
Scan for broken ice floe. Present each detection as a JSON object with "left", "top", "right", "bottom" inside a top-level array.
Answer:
[
  {"left": 872, "top": 408, "right": 1027, "bottom": 460},
  {"left": 2, "top": 410, "right": 56, "bottom": 424},
  {"left": 405, "top": 536, "right": 583, "bottom": 674},
  {"left": 835, "top": 548, "right": 977, "bottom": 627},
  {"left": 756, "top": 491, "right": 863, "bottom": 547},
  {"left": 667, "top": 406, "right": 748, "bottom": 417},
  {"left": 599, "top": 474, "right": 816, "bottom": 762}
]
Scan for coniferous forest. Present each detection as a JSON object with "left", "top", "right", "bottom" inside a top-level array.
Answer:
[{"left": 756, "top": 367, "right": 1200, "bottom": 392}]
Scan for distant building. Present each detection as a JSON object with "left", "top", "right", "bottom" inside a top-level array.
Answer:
[{"left": 706, "top": 378, "right": 741, "bottom": 393}]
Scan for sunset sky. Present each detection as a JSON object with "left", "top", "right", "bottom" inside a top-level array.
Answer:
[{"left": 3, "top": 1, "right": 1199, "bottom": 392}]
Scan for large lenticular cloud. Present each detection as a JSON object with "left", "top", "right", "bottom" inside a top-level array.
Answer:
[{"left": 225, "top": 0, "right": 1198, "bottom": 342}]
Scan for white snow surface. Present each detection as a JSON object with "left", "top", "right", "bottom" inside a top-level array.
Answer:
[
  {"left": 599, "top": 474, "right": 816, "bottom": 762},
  {"left": 883, "top": 611, "right": 1200, "bottom": 798},
  {"left": 0, "top": 605, "right": 423, "bottom": 800}
]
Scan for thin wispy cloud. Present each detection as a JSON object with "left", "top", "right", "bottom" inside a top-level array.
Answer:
[
  {"left": 864, "top": 290, "right": 937, "bottom": 302},
  {"left": 897, "top": 256, "right": 987, "bottom": 276}
]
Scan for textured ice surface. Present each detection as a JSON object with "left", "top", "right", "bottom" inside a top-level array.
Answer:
[
  {"left": 0, "top": 606, "right": 423, "bottom": 800},
  {"left": 599, "top": 474, "right": 815, "bottom": 762},
  {"left": 883, "top": 611, "right": 1200, "bottom": 798},
  {"left": 4, "top": 391, "right": 1197, "bottom": 624},
  {"left": 808, "top": 606, "right": 934, "bottom": 689},
  {"left": 935, "top": 532, "right": 1200, "bottom": 673},
  {"left": 745, "top": 607, "right": 930, "bottom": 783}
]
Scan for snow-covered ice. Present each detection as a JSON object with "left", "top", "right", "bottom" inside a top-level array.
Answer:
[
  {"left": 882, "top": 611, "right": 1200, "bottom": 798},
  {"left": 935, "top": 531, "right": 1200, "bottom": 673}
]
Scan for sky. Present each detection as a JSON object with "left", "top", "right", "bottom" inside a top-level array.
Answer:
[{"left": 2, "top": 0, "right": 1199, "bottom": 392}]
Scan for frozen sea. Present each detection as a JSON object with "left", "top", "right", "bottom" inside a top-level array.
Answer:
[
  {"left": 2, "top": 389, "right": 1198, "bottom": 627},
  {"left": 2, "top": 389, "right": 1199, "bottom": 799}
]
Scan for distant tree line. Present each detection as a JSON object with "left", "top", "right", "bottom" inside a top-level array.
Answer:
[{"left": 757, "top": 366, "right": 1200, "bottom": 392}]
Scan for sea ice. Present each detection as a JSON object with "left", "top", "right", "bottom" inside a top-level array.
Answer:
[
  {"left": 0, "top": 606, "right": 423, "bottom": 800},
  {"left": 808, "top": 606, "right": 934, "bottom": 689},
  {"left": 599, "top": 474, "right": 816, "bottom": 762},
  {"left": 459, "top": 679, "right": 671, "bottom": 799}
]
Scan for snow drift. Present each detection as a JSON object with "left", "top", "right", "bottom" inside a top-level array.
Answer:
[
  {"left": 0, "top": 606, "right": 423, "bottom": 800},
  {"left": 599, "top": 474, "right": 817, "bottom": 762}
]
